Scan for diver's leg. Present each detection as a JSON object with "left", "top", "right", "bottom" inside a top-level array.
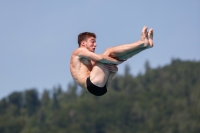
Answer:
[
  {"left": 103, "top": 26, "right": 153, "bottom": 58},
  {"left": 117, "top": 29, "right": 154, "bottom": 60},
  {"left": 89, "top": 62, "right": 110, "bottom": 87},
  {"left": 116, "top": 47, "right": 148, "bottom": 60},
  {"left": 89, "top": 27, "right": 155, "bottom": 87},
  {"left": 106, "top": 72, "right": 117, "bottom": 88}
]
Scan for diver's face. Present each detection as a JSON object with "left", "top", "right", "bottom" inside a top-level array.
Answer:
[{"left": 85, "top": 37, "right": 97, "bottom": 52}]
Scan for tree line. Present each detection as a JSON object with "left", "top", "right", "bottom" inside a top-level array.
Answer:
[{"left": 0, "top": 59, "right": 200, "bottom": 133}]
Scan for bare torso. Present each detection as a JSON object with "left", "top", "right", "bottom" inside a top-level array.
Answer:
[
  {"left": 70, "top": 48, "right": 110, "bottom": 90},
  {"left": 70, "top": 49, "right": 93, "bottom": 89}
]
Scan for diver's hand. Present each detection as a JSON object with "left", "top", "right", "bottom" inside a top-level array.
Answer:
[{"left": 104, "top": 64, "right": 118, "bottom": 72}]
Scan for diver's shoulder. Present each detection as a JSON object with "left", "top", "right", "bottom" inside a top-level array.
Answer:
[
  {"left": 72, "top": 47, "right": 84, "bottom": 53},
  {"left": 72, "top": 47, "right": 89, "bottom": 56}
]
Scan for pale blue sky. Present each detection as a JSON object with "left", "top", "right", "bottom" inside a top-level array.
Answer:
[{"left": 0, "top": 0, "right": 200, "bottom": 99}]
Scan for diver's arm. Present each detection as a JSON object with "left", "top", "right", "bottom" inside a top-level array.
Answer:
[{"left": 77, "top": 48, "right": 122, "bottom": 64}]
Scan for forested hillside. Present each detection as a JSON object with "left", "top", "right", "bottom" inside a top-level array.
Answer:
[{"left": 0, "top": 59, "right": 199, "bottom": 133}]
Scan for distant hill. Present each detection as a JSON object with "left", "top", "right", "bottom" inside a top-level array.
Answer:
[{"left": 0, "top": 59, "right": 200, "bottom": 133}]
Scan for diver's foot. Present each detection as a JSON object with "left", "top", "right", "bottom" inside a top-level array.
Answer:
[
  {"left": 140, "top": 26, "right": 149, "bottom": 46},
  {"left": 148, "top": 28, "right": 154, "bottom": 47}
]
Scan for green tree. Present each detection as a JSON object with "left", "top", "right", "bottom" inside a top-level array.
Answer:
[
  {"left": 8, "top": 92, "right": 23, "bottom": 109},
  {"left": 24, "top": 89, "right": 40, "bottom": 115},
  {"left": 41, "top": 89, "right": 50, "bottom": 107}
]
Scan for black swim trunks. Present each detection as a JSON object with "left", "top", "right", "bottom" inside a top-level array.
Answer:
[{"left": 86, "top": 77, "right": 107, "bottom": 96}]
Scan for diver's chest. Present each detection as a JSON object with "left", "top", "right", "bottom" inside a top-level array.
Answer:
[{"left": 80, "top": 58, "right": 93, "bottom": 70}]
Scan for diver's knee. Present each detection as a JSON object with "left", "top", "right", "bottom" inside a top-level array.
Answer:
[{"left": 103, "top": 47, "right": 113, "bottom": 55}]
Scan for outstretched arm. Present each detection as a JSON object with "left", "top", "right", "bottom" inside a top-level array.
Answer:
[{"left": 77, "top": 48, "right": 123, "bottom": 65}]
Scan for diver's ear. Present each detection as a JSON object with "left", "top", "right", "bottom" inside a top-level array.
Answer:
[{"left": 80, "top": 41, "right": 86, "bottom": 47}]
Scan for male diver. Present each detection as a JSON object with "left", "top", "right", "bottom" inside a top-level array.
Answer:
[{"left": 70, "top": 26, "right": 154, "bottom": 96}]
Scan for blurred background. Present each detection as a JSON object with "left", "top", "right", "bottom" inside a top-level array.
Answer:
[{"left": 0, "top": 0, "right": 200, "bottom": 133}]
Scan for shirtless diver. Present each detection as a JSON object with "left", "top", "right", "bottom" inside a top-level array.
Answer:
[{"left": 70, "top": 26, "right": 154, "bottom": 96}]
